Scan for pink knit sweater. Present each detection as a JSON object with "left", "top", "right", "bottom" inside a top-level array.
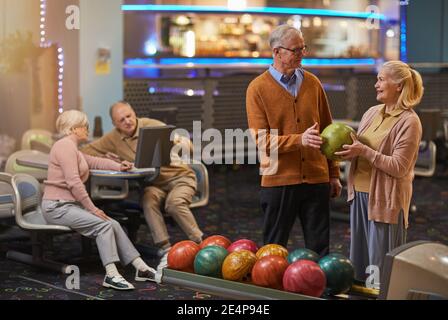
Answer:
[
  {"left": 43, "top": 136, "right": 121, "bottom": 213},
  {"left": 347, "top": 104, "right": 422, "bottom": 228}
]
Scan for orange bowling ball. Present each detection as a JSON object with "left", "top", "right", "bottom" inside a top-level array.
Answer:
[
  {"left": 256, "top": 244, "right": 288, "bottom": 259},
  {"left": 200, "top": 235, "right": 232, "bottom": 249},
  {"left": 252, "top": 255, "right": 289, "bottom": 290},
  {"left": 222, "top": 250, "right": 257, "bottom": 282},
  {"left": 167, "top": 240, "right": 200, "bottom": 273}
]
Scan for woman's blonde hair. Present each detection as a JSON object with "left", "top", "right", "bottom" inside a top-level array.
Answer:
[
  {"left": 382, "top": 60, "right": 424, "bottom": 110},
  {"left": 56, "top": 110, "right": 89, "bottom": 136}
]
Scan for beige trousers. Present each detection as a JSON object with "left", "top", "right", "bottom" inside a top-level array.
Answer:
[{"left": 142, "top": 176, "right": 203, "bottom": 246}]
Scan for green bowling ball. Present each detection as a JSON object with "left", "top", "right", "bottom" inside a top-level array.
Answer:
[
  {"left": 320, "top": 123, "right": 356, "bottom": 161},
  {"left": 287, "top": 248, "right": 320, "bottom": 264},
  {"left": 194, "top": 245, "right": 228, "bottom": 278},
  {"left": 318, "top": 253, "right": 354, "bottom": 295}
]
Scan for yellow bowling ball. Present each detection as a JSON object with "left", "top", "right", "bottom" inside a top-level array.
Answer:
[{"left": 256, "top": 244, "right": 288, "bottom": 259}]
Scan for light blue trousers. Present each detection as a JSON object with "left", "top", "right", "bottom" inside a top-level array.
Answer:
[{"left": 350, "top": 191, "right": 406, "bottom": 282}]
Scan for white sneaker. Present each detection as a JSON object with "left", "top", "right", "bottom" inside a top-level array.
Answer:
[
  {"left": 102, "top": 275, "right": 135, "bottom": 290},
  {"left": 157, "top": 252, "right": 169, "bottom": 272}
]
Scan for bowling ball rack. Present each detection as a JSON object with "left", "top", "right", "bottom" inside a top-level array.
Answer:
[
  {"left": 161, "top": 268, "right": 379, "bottom": 300},
  {"left": 162, "top": 268, "right": 321, "bottom": 300}
]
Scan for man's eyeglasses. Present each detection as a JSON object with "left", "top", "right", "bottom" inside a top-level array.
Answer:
[{"left": 277, "top": 45, "right": 308, "bottom": 55}]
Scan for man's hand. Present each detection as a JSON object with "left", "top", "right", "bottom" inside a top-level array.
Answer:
[
  {"left": 330, "top": 178, "right": 342, "bottom": 198},
  {"left": 334, "top": 133, "right": 365, "bottom": 160},
  {"left": 302, "top": 123, "right": 323, "bottom": 149},
  {"left": 93, "top": 209, "right": 110, "bottom": 221},
  {"left": 120, "top": 160, "right": 133, "bottom": 172},
  {"left": 105, "top": 152, "right": 121, "bottom": 163}
]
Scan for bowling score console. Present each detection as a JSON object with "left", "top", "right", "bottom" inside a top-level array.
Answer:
[{"left": 157, "top": 241, "right": 448, "bottom": 300}]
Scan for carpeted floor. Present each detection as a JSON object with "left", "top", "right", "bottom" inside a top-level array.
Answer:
[{"left": 0, "top": 164, "right": 447, "bottom": 300}]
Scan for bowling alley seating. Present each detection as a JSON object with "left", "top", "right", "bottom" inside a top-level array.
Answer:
[
  {"left": 0, "top": 172, "right": 75, "bottom": 274},
  {"left": 4, "top": 150, "right": 49, "bottom": 182},
  {"left": 0, "top": 173, "right": 14, "bottom": 221},
  {"left": 187, "top": 162, "right": 209, "bottom": 208},
  {"left": 442, "top": 110, "right": 448, "bottom": 168},
  {"left": 21, "top": 129, "right": 54, "bottom": 153},
  {"left": 414, "top": 109, "right": 440, "bottom": 177},
  {"left": 3, "top": 131, "right": 210, "bottom": 259}
]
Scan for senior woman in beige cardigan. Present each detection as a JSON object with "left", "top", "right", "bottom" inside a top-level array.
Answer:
[{"left": 335, "top": 61, "right": 424, "bottom": 284}]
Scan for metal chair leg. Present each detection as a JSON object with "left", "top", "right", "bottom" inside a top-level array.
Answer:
[{"left": 6, "top": 232, "right": 73, "bottom": 274}]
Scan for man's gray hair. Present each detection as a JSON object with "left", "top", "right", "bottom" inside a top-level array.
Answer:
[
  {"left": 269, "top": 24, "right": 303, "bottom": 49},
  {"left": 109, "top": 100, "right": 132, "bottom": 120}
]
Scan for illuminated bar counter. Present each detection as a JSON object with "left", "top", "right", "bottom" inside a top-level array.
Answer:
[{"left": 121, "top": 2, "right": 403, "bottom": 132}]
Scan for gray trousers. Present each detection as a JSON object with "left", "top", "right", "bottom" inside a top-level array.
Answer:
[
  {"left": 42, "top": 200, "right": 140, "bottom": 267},
  {"left": 350, "top": 191, "right": 406, "bottom": 282}
]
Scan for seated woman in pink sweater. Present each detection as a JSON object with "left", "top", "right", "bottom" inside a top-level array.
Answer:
[
  {"left": 335, "top": 61, "right": 424, "bottom": 286},
  {"left": 42, "top": 110, "right": 156, "bottom": 290}
]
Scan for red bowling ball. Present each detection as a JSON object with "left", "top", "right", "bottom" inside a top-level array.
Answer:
[
  {"left": 227, "top": 239, "right": 259, "bottom": 254},
  {"left": 283, "top": 260, "right": 327, "bottom": 297},
  {"left": 167, "top": 240, "right": 200, "bottom": 273},
  {"left": 200, "top": 235, "right": 232, "bottom": 249},
  {"left": 252, "top": 255, "right": 289, "bottom": 290}
]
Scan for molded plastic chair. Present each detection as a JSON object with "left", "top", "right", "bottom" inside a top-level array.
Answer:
[
  {"left": 90, "top": 177, "right": 130, "bottom": 201},
  {"left": 0, "top": 173, "right": 14, "bottom": 219},
  {"left": 414, "top": 141, "right": 437, "bottom": 178},
  {"left": 5, "top": 150, "right": 49, "bottom": 182},
  {"left": 188, "top": 162, "right": 209, "bottom": 208},
  {"left": 1, "top": 173, "right": 73, "bottom": 274},
  {"left": 21, "top": 129, "right": 54, "bottom": 151}
]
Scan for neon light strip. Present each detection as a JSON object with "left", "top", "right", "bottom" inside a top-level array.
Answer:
[
  {"left": 122, "top": 4, "right": 386, "bottom": 20},
  {"left": 125, "top": 58, "right": 377, "bottom": 67},
  {"left": 400, "top": 5, "right": 407, "bottom": 62}
]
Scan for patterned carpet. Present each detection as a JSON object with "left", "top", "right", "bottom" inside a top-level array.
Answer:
[{"left": 0, "top": 164, "right": 447, "bottom": 300}]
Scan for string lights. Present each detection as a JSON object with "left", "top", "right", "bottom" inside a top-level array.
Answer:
[
  {"left": 39, "top": 0, "right": 64, "bottom": 113},
  {"left": 39, "top": 0, "right": 47, "bottom": 46}
]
